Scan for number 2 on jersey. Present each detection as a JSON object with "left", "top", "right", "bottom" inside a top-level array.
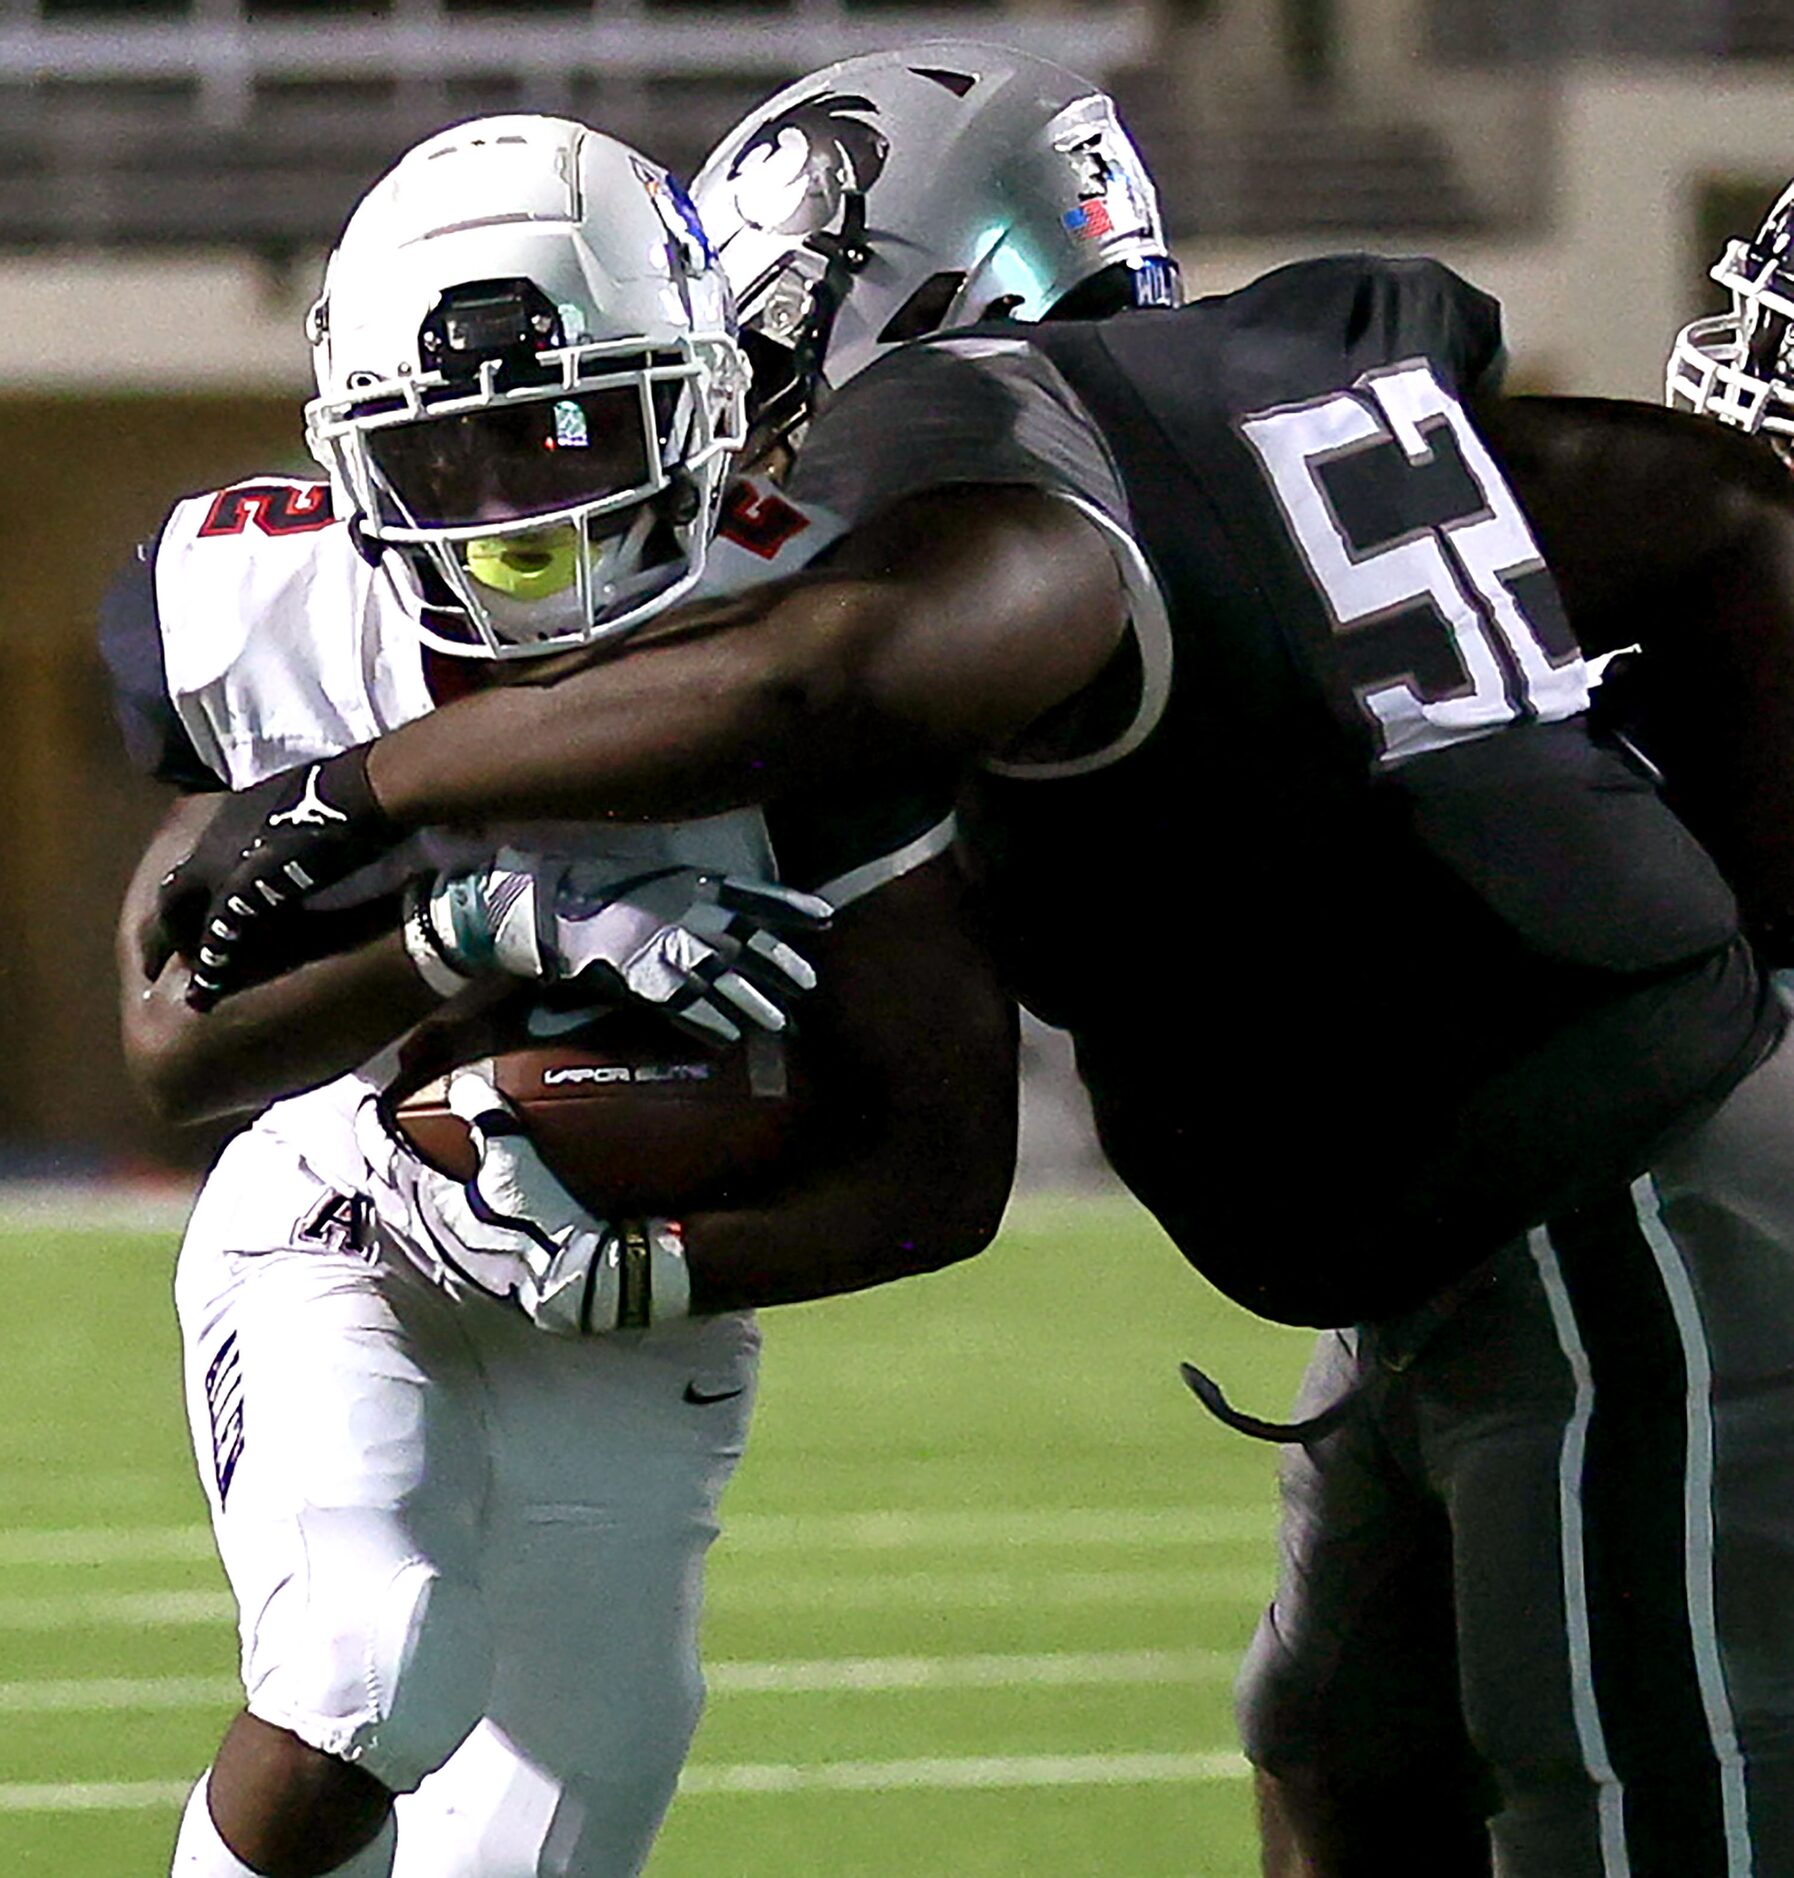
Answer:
[{"left": 1240, "top": 360, "right": 1587, "bottom": 764}]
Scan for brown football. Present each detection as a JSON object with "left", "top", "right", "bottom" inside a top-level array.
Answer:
[{"left": 385, "top": 1001, "right": 807, "bottom": 1218}]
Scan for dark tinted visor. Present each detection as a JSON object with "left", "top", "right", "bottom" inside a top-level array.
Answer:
[{"left": 366, "top": 385, "right": 671, "bottom": 529}]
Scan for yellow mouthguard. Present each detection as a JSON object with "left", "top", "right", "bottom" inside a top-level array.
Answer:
[{"left": 465, "top": 528, "right": 580, "bottom": 599}]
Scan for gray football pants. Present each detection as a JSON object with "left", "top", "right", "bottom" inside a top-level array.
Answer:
[{"left": 1236, "top": 1026, "right": 1794, "bottom": 1878}]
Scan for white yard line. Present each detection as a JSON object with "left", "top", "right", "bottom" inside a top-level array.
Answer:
[
  {"left": 677, "top": 1751, "right": 1252, "bottom": 1795},
  {"left": 0, "top": 1567, "right": 1263, "bottom": 1630},
  {"left": 0, "top": 1649, "right": 1238, "bottom": 1711},
  {"left": 0, "top": 1675, "right": 241, "bottom": 1712},
  {"left": 0, "top": 1751, "right": 1250, "bottom": 1813},
  {"left": 725, "top": 1507, "right": 1272, "bottom": 1547},
  {"left": 711, "top": 1567, "right": 1270, "bottom": 1609},
  {"left": 0, "top": 1507, "right": 1270, "bottom": 1571},
  {"left": 0, "top": 1527, "right": 216, "bottom": 1567},
  {"left": 0, "top": 1590, "right": 234, "bottom": 1629},
  {"left": 0, "top": 1779, "right": 197, "bottom": 1814},
  {"left": 710, "top": 1647, "right": 1241, "bottom": 1693}
]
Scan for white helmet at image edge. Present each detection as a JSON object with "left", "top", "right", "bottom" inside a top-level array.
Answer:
[{"left": 1668, "top": 178, "right": 1794, "bottom": 458}]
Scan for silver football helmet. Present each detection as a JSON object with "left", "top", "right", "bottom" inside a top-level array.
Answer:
[
  {"left": 306, "top": 115, "right": 749, "bottom": 660},
  {"left": 1667, "top": 180, "right": 1794, "bottom": 456},
  {"left": 693, "top": 42, "right": 1178, "bottom": 453}
]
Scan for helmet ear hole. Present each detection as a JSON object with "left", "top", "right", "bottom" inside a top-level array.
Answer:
[
  {"left": 876, "top": 269, "right": 968, "bottom": 346},
  {"left": 664, "top": 475, "right": 701, "bottom": 527}
]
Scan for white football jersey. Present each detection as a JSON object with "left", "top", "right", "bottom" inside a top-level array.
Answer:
[
  {"left": 130, "top": 473, "right": 943, "bottom": 1270},
  {"left": 150, "top": 475, "right": 847, "bottom": 792}
]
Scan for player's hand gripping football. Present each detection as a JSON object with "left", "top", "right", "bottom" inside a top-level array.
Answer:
[
  {"left": 395, "top": 1067, "right": 681, "bottom": 1335},
  {"left": 149, "top": 745, "right": 399, "bottom": 1008},
  {"left": 421, "top": 855, "right": 833, "bottom": 1044}
]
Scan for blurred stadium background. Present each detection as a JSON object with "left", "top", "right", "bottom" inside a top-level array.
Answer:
[{"left": 0, "top": 0, "right": 1790, "bottom": 1869}]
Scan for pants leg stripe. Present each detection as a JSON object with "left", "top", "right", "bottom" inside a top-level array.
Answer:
[
  {"left": 1528, "top": 1221, "right": 1631, "bottom": 1878},
  {"left": 1542, "top": 1184, "right": 1746, "bottom": 1877},
  {"left": 1630, "top": 1173, "right": 1753, "bottom": 1878}
]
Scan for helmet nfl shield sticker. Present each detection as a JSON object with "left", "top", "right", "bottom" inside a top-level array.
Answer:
[{"left": 305, "top": 116, "right": 749, "bottom": 659}]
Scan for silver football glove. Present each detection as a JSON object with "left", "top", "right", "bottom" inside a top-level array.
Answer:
[
  {"left": 393, "top": 1067, "right": 688, "bottom": 1335},
  {"left": 419, "top": 851, "right": 832, "bottom": 1043}
]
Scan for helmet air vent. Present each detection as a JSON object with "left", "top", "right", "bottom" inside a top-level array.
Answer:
[{"left": 912, "top": 68, "right": 978, "bottom": 97}]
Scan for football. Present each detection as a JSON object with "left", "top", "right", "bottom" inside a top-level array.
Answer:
[{"left": 385, "top": 1000, "right": 808, "bottom": 1218}]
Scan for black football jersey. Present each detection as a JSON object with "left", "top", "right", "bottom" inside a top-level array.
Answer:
[{"left": 792, "top": 256, "right": 1777, "bottom": 1325}]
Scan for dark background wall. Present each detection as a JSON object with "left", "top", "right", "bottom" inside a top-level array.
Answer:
[{"left": 0, "top": 393, "right": 298, "bottom": 1173}]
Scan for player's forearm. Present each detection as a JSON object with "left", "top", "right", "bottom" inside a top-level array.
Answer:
[
  {"left": 680, "top": 1115, "right": 1016, "bottom": 1313},
  {"left": 362, "top": 489, "right": 1125, "bottom": 830},
  {"left": 678, "top": 873, "right": 1021, "bottom": 1313},
  {"left": 365, "top": 578, "right": 910, "bottom": 828},
  {"left": 124, "top": 928, "right": 436, "bottom": 1124}
]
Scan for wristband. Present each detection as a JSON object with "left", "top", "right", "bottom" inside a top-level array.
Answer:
[{"left": 401, "top": 880, "right": 473, "bottom": 997}]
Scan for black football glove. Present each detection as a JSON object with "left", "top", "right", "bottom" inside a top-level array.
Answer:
[{"left": 148, "top": 744, "right": 401, "bottom": 1009}]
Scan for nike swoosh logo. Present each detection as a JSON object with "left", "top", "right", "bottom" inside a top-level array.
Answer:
[{"left": 683, "top": 1383, "right": 746, "bottom": 1406}]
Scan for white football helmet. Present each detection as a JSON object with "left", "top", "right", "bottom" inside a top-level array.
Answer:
[
  {"left": 1667, "top": 180, "right": 1794, "bottom": 456},
  {"left": 693, "top": 42, "right": 1178, "bottom": 453},
  {"left": 306, "top": 115, "right": 749, "bottom": 659}
]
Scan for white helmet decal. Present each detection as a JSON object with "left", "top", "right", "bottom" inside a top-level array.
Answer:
[{"left": 724, "top": 93, "right": 891, "bottom": 240}]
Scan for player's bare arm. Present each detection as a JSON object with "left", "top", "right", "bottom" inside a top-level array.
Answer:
[
  {"left": 118, "top": 794, "right": 437, "bottom": 1123},
  {"left": 150, "top": 485, "right": 1123, "bottom": 1007},
  {"left": 673, "top": 853, "right": 1017, "bottom": 1313},
  {"left": 375, "top": 485, "right": 1122, "bottom": 827},
  {"left": 155, "top": 484, "right": 1125, "bottom": 1006}
]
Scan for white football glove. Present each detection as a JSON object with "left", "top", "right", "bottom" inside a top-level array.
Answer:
[
  {"left": 419, "top": 852, "right": 831, "bottom": 1044},
  {"left": 391, "top": 1067, "right": 689, "bottom": 1335}
]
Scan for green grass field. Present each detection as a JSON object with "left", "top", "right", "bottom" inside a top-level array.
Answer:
[{"left": 0, "top": 1191, "right": 1314, "bottom": 1875}]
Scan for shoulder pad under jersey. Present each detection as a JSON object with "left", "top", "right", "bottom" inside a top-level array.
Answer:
[
  {"left": 152, "top": 477, "right": 432, "bottom": 788},
  {"left": 1224, "top": 253, "right": 1507, "bottom": 394},
  {"left": 704, "top": 474, "right": 846, "bottom": 588}
]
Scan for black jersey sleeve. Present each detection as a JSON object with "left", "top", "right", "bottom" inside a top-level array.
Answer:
[
  {"left": 786, "top": 334, "right": 1131, "bottom": 534},
  {"left": 96, "top": 528, "right": 224, "bottom": 793}
]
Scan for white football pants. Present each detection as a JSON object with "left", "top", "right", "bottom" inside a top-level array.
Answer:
[{"left": 176, "top": 1127, "right": 758, "bottom": 1877}]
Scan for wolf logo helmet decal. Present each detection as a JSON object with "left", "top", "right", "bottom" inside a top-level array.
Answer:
[{"left": 722, "top": 93, "right": 890, "bottom": 243}]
